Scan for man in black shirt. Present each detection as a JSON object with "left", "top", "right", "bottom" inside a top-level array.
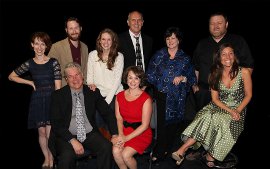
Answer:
[
  {"left": 183, "top": 12, "right": 254, "bottom": 161},
  {"left": 192, "top": 12, "right": 254, "bottom": 112}
]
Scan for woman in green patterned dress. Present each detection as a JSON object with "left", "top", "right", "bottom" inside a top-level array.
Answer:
[{"left": 171, "top": 43, "right": 252, "bottom": 167}]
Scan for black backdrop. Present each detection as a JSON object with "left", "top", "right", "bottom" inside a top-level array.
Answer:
[{"left": 1, "top": 0, "right": 268, "bottom": 168}]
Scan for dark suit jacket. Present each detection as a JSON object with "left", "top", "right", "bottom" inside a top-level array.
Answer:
[
  {"left": 50, "top": 84, "right": 118, "bottom": 142},
  {"left": 118, "top": 31, "right": 153, "bottom": 71}
]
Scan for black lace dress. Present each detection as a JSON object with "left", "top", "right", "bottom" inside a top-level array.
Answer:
[{"left": 14, "top": 58, "right": 61, "bottom": 129}]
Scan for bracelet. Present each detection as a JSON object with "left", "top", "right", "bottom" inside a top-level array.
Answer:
[{"left": 182, "top": 76, "right": 187, "bottom": 82}]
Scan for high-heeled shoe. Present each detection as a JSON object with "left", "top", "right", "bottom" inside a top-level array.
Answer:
[
  {"left": 42, "top": 164, "right": 50, "bottom": 169},
  {"left": 49, "top": 163, "right": 54, "bottom": 169},
  {"left": 171, "top": 152, "right": 184, "bottom": 165},
  {"left": 151, "top": 157, "right": 159, "bottom": 165},
  {"left": 151, "top": 156, "right": 165, "bottom": 166}
]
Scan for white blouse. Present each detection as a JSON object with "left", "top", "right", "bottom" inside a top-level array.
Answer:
[{"left": 86, "top": 50, "right": 124, "bottom": 104}]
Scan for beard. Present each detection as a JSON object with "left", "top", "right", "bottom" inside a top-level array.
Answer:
[{"left": 67, "top": 32, "right": 81, "bottom": 41}]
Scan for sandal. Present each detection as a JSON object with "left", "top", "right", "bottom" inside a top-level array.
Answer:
[
  {"left": 171, "top": 152, "right": 184, "bottom": 165},
  {"left": 201, "top": 154, "right": 216, "bottom": 168}
]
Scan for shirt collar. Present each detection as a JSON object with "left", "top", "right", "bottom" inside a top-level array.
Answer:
[
  {"left": 71, "top": 88, "right": 83, "bottom": 96},
  {"left": 129, "top": 30, "right": 141, "bottom": 39}
]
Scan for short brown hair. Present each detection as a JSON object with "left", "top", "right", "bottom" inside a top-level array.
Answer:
[
  {"left": 31, "top": 32, "right": 52, "bottom": 52},
  {"left": 122, "top": 66, "right": 146, "bottom": 88}
]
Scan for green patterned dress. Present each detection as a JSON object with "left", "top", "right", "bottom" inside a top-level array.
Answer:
[{"left": 182, "top": 68, "right": 246, "bottom": 161}]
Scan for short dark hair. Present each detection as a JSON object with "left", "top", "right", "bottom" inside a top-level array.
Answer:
[
  {"left": 122, "top": 66, "right": 146, "bottom": 88},
  {"left": 164, "top": 26, "right": 183, "bottom": 42},
  {"left": 209, "top": 12, "right": 228, "bottom": 23},
  {"left": 65, "top": 17, "right": 81, "bottom": 28},
  {"left": 31, "top": 32, "right": 52, "bottom": 52}
]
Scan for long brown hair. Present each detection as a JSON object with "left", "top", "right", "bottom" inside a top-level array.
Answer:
[
  {"left": 209, "top": 43, "right": 239, "bottom": 90},
  {"left": 96, "top": 28, "right": 119, "bottom": 70}
]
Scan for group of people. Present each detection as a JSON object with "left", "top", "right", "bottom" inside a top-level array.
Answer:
[{"left": 8, "top": 10, "right": 253, "bottom": 169}]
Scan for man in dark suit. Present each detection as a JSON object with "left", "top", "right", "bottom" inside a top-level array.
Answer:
[
  {"left": 119, "top": 10, "right": 153, "bottom": 97},
  {"left": 49, "top": 62, "right": 118, "bottom": 169},
  {"left": 118, "top": 10, "right": 153, "bottom": 73}
]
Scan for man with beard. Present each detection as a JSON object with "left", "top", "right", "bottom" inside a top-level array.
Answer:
[{"left": 48, "top": 17, "right": 88, "bottom": 87}]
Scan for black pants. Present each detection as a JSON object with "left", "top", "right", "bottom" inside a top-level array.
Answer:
[
  {"left": 96, "top": 96, "right": 115, "bottom": 128},
  {"left": 184, "top": 87, "right": 211, "bottom": 122},
  {"left": 153, "top": 90, "right": 180, "bottom": 159},
  {"left": 52, "top": 131, "right": 112, "bottom": 169},
  {"left": 194, "top": 87, "right": 211, "bottom": 111}
]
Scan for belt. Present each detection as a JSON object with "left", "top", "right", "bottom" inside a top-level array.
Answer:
[
  {"left": 123, "top": 121, "right": 141, "bottom": 130},
  {"left": 36, "top": 86, "right": 54, "bottom": 90}
]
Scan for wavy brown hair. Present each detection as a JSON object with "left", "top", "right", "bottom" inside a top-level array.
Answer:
[
  {"left": 96, "top": 28, "right": 119, "bottom": 70},
  {"left": 209, "top": 43, "right": 239, "bottom": 91}
]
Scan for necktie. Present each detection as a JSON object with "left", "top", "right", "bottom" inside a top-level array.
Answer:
[
  {"left": 134, "top": 36, "right": 143, "bottom": 70},
  {"left": 75, "top": 92, "right": 86, "bottom": 142}
]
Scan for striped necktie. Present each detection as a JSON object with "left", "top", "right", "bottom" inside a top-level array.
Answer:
[{"left": 134, "top": 36, "right": 143, "bottom": 70}]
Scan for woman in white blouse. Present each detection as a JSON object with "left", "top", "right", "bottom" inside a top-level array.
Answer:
[{"left": 87, "top": 28, "right": 124, "bottom": 138}]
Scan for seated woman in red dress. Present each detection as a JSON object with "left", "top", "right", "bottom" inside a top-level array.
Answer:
[{"left": 113, "top": 66, "right": 153, "bottom": 169}]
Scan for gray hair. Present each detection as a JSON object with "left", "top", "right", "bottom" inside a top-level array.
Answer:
[
  {"left": 127, "top": 10, "right": 144, "bottom": 21},
  {"left": 64, "top": 62, "right": 82, "bottom": 78}
]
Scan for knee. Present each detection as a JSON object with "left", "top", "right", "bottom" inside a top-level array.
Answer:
[
  {"left": 38, "top": 128, "right": 46, "bottom": 137},
  {"left": 122, "top": 151, "right": 133, "bottom": 163},
  {"left": 112, "top": 146, "right": 122, "bottom": 158}
]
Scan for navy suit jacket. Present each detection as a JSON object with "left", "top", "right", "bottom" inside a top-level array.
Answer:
[
  {"left": 118, "top": 31, "right": 153, "bottom": 71},
  {"left": 50, "top": 84, "right": 118, "bottom": 142}
]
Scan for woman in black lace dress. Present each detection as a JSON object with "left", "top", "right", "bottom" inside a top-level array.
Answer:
[{"left": 8, "top": 32, "right": 62, "bottom": 169}]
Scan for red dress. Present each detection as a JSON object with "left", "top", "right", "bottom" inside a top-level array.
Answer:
[{"left": 117, "top": 91, "right": 152, "bottom": 154}]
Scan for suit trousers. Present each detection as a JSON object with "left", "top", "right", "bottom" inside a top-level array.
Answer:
[{"left": 54, "top": 131, "right": 112, "bottom": 169}]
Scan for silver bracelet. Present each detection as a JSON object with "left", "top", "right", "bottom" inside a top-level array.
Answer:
[{"left": 182, "top": 76, "right": 187, "bottom": 82}]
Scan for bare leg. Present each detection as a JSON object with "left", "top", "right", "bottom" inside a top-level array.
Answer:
[
  {"left": 113, "top": 146, "right": 128, "bottom": 169},
  {"left": 38, "top": 126, "right": 53, "bottom": 167},
  {"left": 45, "top": 125, "right": 54, "bottom": 167},
  {"left": 206, "top": 153, "right": 214, "bottom": 161},
  {"left": 122, "top": 147, "right": 137, "bottom": 169},
  {"left": 38, "top": 127, "right": 49, "bottom": 166},
  {"left": 175, "top": 137, "right": 196, "bottom": 156},
  {"left": 172, "top": 137, "right": 197, "bottom": 165},
  {"left": 113, "top": 146, "right": 137, "bottom": 169}
]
